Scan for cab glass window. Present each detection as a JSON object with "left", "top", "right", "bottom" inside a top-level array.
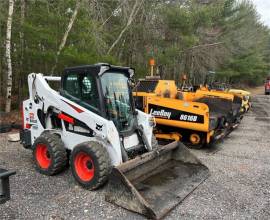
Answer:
[
  {"left": 64, "top": 74, "right": 79, "bottom": 97},
  {"left": 62, "top": 72, "right": 100, "bottom": 113},
  {"left": 81, "top": 75, "right": 99, "bottom": 109}
]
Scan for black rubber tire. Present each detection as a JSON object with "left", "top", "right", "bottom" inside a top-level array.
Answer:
[
  {"left": 32, "top": 131, "right": 67, "bottom": 175},
  {"left": 0, "top": 124, "right": 12, "bottom": 133},
  {"left": 70, "top": 141, "right": 111, "bottom": 190}
]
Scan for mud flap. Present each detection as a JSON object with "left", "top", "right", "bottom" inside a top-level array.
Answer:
[{"left": 105, "top": 141, "right": 210, "bottom": 219}]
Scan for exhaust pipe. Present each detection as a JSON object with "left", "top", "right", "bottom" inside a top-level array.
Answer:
[{"left": 105, "top": 141, "right": 210, "bottom": 219}]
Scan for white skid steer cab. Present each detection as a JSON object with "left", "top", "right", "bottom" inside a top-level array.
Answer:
[{"left": 20, "top": 63, "right": 209, "bottom": 219}]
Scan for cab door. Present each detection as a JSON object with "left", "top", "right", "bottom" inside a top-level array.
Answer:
[{"left": 61, "top": 70, "right": 102, "bottom": 115}]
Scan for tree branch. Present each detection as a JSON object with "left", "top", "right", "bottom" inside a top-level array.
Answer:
[
  {"left": 51, "top": 0, "right": 81, "bottom": 74},
  {"left": 107, "top": 0, "right": 144, "bottom": 55}
]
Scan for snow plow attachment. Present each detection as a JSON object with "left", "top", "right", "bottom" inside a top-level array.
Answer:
[{"left": 105, "top": 141, "right": 210, "bottom": 219}]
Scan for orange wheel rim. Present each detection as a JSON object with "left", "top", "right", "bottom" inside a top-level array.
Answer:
[
  {"left": 190, "top": 134, "right": 200, "bottom": 145},
  {"left": 74, "top": 152, "right": 95, "bottom": 182},
  {"left": 36, "top": 144, "right": 51, "bottom": 169}
]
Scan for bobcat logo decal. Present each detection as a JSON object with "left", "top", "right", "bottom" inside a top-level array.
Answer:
[{"left": 96, "top": 123, "right": 103, "bottom": 131}]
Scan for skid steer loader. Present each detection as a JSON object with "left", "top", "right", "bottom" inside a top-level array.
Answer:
[
  {"left": 133, "top": 77, "right": 228, "bottom": 147},
  {"left": 20, "top": 63, "right": 209, "bottom": 219}
]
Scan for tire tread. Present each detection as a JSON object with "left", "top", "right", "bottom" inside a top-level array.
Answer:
[
  {"left": 33, "top": 131, "right": 67, "bottom": 175},
  {"left": 70, "top": 141, "right": 111, "bottom": 190}
]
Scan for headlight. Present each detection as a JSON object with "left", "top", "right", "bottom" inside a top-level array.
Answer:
[{"left": 149, "top": 116, "right": 156, "bottom": 127}]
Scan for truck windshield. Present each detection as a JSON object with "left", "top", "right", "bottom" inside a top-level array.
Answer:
[{"left": 100, "top": 72, "right": 135, "bottom": 133}]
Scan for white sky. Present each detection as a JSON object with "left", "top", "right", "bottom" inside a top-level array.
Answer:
[{"left": 252, "top": 0, "right": 270, "bottom": 27}]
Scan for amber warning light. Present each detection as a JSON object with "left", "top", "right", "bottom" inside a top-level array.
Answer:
[{"left": 149, "top": 58, "right": 155, "bottom": 66}]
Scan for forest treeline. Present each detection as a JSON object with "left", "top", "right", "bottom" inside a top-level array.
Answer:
[{"left": 0, "top": 0, "right": 270, "bottom": 111}]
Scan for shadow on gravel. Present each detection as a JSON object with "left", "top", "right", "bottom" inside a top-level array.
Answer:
[
  {"left": 252, "top": 107, "right": 268, "bottom": 117},
  {"left": 255, "top": 117, "right": 270, "bottom": 122},
  {"left": 197, "top": 143, "right": 223, "bottom": 155}
]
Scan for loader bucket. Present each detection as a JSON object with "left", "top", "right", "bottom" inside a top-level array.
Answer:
[{"left": 105, "top": 141, "right": 210, "bottom": 219}]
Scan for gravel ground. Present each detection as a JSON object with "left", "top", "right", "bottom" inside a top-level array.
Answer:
[{"left": 0, "top": 94, "right": 270, "bottom": 220}]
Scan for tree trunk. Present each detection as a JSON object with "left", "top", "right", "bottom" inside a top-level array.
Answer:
[
  {"left": 51, "top": 0, "right": 81, "bottom": 74},
  {"left": 18, "top": 0, "right": 26, "bottom": 107},
  {"left": 107, "top": 0, "right": 144, "bottom": 55},
  {"left": 5, "top": 0, "right": 15, "bottom": 113}
]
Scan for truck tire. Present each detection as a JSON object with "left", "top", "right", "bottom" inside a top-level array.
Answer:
[
  {"left": 32, "top": 132, "right": 67, "bottom": 175},
  {"left": 70, "top": 141, "right": 111, "bottom": 190}
]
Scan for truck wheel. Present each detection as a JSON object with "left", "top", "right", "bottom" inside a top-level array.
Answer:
[
  {"left": 32, "top": 132, "right": 67, "bottom": 175},
  {"left": 188, "top": 133, "right": 205, "bottom": 149},
  {"left": 70, "top": 141, "right": 111, "bottom": 190}
]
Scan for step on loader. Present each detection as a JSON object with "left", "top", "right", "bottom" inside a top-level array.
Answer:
[
  {"left": 133, "top": 78, "right": 228, "bottom": 147},
  {"left": 20, "top": 63, "right": 209, "bottom": 219}
]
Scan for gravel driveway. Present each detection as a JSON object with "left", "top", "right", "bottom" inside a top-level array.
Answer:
[{"left": 0, "top": 94, "right": 269, "bottom": 220}]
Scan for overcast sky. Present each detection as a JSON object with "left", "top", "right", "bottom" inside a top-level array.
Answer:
[{"left": 252, "top": 0, "right": 270, "bottom": 27}]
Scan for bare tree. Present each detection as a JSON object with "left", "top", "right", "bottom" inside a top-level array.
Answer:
[
  {"left": 100, "top": 0, "right": 126, "bottom": 27},
  {"left": 107, "top": 0, "right": 144, "bottom": 55},
  {"left": 5, "top": 0, "right": 15, "bottom": 113},
  {"left": 182, "top": 42, "right": 226, "bottom": 84},
  {"left": 18, "top": 0, "right": 26, "bottom": 105},
  {"left": 51, "top": 0, "right": 81, "bottom": 74}
]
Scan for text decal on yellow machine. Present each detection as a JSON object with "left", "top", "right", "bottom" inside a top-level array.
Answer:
[{"left": 149, "top": 104, "right": 204, "bottom": 123}]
